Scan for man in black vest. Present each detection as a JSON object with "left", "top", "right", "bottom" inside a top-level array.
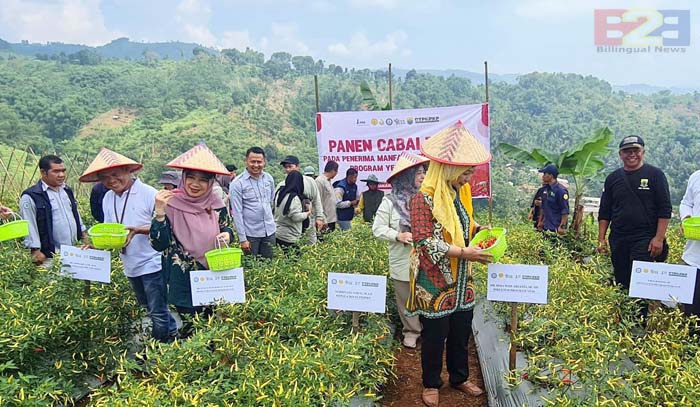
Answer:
[
  {"left": 20, "top": 155, "right": 85, "bottom": 266},
  {"left": 333, "top": 168, "right": 359, "bottom": 231},
  {"left": 598, "top": 135, "right": 672, "bottom": 290}
]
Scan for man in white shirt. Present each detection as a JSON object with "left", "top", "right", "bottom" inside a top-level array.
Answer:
[
  {"left": 20, "top": 155, "right": 86, "bottom": 267},
  {"left": 80, "top": 148, "right": 177, "bottom": 343},
  {"left": 679, "top": 169, "right": 700, "bottom": 318}
]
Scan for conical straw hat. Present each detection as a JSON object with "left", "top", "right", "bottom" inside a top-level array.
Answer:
[
  {"left": 79, "top": 148, "right": 143, "bottom": 182},
  {"left": 420, "top": 121, "right": 491, "bottom": 166},
  {"left": 386, "top": 152, "right": 429, "bottom": 183},
  {"left": 166, "top": 143, "right": 229, "bottom": 176}
]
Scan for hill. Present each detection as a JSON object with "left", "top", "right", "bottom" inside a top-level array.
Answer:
[
  {"left": 0, "top": 50, "right": 699, "bottom": 217},
  {"left": 0, "top": 37, "right": 217, "bottom": 61}
]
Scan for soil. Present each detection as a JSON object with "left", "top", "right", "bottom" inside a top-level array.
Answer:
[{"left": 381, "top": 338, "right": 488, "bottom": 407}]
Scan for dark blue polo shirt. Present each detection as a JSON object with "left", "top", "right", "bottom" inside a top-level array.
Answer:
[{"left": 542, "top": 182, "right": 570, "bottom": 231}]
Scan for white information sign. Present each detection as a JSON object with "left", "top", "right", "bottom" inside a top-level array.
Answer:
[
  {"left": 190, "top": 268, "right": 246, "bottom": 306},
  {"left": 487, "top": 264, "right": 549, "bottom": 304},
  {"left": 327, "top": 272, "right": 387, "bottom": 313},
  {"left": 59, "top": 245, "right": 111, "bottom": 283},
  {"left": 629, "top": 261, "right": 697, "bottom": 303}
]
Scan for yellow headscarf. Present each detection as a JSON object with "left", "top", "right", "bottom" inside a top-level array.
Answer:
[{"left": 419, "top": 161, "right": 473, "bottom": 248}]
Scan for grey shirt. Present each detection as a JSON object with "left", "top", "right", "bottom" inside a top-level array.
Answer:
[
  {"left": 315, "top": 174, "right": 338, "bottom": 224},
  {"left": 20, "top": 181, "right": 85, "bottom": 251},
  {"left": 230, "top": 170, "right": 276, "bottom": 242}
]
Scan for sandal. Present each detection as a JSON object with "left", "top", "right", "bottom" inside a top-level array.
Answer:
[
  {"left": 421, "top": 388, "right": 439, "bottom": 407},
  {"left": 453, "top": 380, "right": 484, "bottom": 397}
]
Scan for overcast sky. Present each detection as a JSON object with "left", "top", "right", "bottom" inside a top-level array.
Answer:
[{"left": 0, "top": 0, "right": 698, "bottom": 87}]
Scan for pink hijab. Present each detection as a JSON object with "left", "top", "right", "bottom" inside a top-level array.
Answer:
[{"left": 165, "top": 170, "right": 226, "bottom": 268}]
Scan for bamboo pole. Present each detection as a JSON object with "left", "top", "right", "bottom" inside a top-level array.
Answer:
[
  {"left": 388, "top": 63, "right": 393, "bottom": 110},
  {"left": 509, "top": 302, "right": 518, "bottom": 370},
  {"left": 484, "top": 60, "right": 493, "bottom": 226},
  {"left": 314, "top": 75, "right": 320, "bottom": 112}
]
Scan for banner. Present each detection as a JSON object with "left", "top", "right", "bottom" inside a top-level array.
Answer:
[{"left": 315, "top": 104, "right": 491, "bottom": 197}]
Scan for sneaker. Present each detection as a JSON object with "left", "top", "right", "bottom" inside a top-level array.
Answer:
[{"left": 403, "top": 336, "right": 418, "bottom": 349}]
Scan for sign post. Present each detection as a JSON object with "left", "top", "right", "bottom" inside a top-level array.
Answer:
[
  {"left": 189, "top": 268, "right": 246, "bottom": 306},
  {"left": 487, "top": 264, "right": 549, "bottom": 370},
  {"left": 327, "top": 272, "right": 387, "bottom": 332},
  {"left": 59, "top": 245, "right": 111, "bottom": 284},
  {"left": 629, "top": 261, "right": 697, "bottom": 303}
]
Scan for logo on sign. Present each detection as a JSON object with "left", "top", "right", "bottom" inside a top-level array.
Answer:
[
  {"left": 386, "top": 118, "right": 393, "bottom": 126},
  {"left": 594, "top": 9, "right": 690, "bottom": 54},
  {"left": 355, "top": 119, "right": 369, "bottom": 127}
]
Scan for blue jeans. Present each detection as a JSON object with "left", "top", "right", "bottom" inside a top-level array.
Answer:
[
  {"left": 129, "top": 270, "right": 178, "bottom": 343},
  {"left": 337, "top": 220, "right": 352, "bottom": 231}
]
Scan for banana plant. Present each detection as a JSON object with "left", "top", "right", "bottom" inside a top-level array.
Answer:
[
  {"left": 499, "top": 127, "right": 613, "bottom": 234},
  {"left": 359, "top": 80, "right": 391, "bottom": 111}
]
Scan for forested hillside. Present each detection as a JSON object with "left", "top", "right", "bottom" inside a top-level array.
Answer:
[{"left": 1, "top": 49, "right": 699, "bottom": 216}]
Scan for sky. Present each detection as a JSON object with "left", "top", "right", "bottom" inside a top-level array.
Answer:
[{"left": 0, "top": 0, "right": 698, "bottom": 87}]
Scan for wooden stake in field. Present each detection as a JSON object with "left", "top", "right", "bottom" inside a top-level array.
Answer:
[{"left": 509, "top": 302, "right": 518, "bottom": 370}]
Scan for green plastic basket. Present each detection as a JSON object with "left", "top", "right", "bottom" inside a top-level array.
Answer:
[
  {"left": 683, "top": 217, "right": 700, "bottom": 240},
  {"left": 0, "top": 214, "right": 29, "bottom": 242},
  {"left": 205, "top": 247, "right": 243, "bottom": 271},
  {"left": 469, "top": 227, "right": 507, "bottom": 262},
  {"left": 88, "top": 223, "right": 128, "bottom": 249}
]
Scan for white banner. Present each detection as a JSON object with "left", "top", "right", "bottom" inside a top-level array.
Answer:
[
  {"left": 327, "top": 272, "right": 387, "bottom": 313},
  {"left": 190, "top": 268, "right": 246, "bottom": 306},
  {"left": 487, "top": 264, "right": 549, "bottom": 304},
  {"left": 315, "top": 104, "right": 491, "bottom": 197},
  {"left": 629, "top": 261, "right": 697, "bottom": 303},
  {"left": 59, "top": 245, "right": 111, "bottom": 283}
]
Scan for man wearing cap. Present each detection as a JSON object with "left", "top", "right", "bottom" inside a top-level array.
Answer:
[
  {"left": 598, "top": 135, "right": 672, "bottom": 291},
  {"left": 230, "top": 146, "right": 277, "bottom": 259},
  {"left": 158, "top": 171, "right": 180, "bottom": 190},
  {"left": 80, "top": 148, "right": 177, "bottom": 343},
  {"left": 278, "top": 155, "right": 325, "bottom": 240},
  {"left": 528, "top": 181, "right": 547, "bottom": 231},
  {"left": 20, "top": 155, "right": 86, "bottom": 266},
  {"left": 537, "top": 164, "right": 569, "bottom": 235},
  {"left": 316, "top": 161, "right": 339, "bottom": 232},
  {"left": 334, "top": 168, "right": 359, "bottom": 231},
  {"left": 356, "top": 174, "right": 384, "bottom": 223}
]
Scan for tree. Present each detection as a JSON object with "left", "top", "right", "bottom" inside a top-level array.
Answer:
[{"left": 499, "top": 127, "right": 614, "bottom": 233}]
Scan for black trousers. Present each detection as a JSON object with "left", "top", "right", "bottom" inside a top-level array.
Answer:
[
  {"left": 609, "top": 234, "right": 669, "bottom": 289},
  {"left": 420, "top": 310, "right": 473, "bottom": 389}
]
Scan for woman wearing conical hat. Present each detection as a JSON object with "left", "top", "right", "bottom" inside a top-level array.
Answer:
[
  {"left": 372, "top": 152, "right": 429, "bottom": 349},
  {"left": 150, "top": 143, "right": 234, "bottom": 337},
  {"left": 407, "top": 122, "right": 493, "bottom": 406}
]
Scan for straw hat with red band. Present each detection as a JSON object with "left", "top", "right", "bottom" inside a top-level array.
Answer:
[
  {"left": 79, "top": 147, "right": 143, "bottom": 182},
  {"left": 166, "top": 143, "right": 229, "bottom": 176},
  {"left": 420, "top": 120, "right": 491, "bottom": 166},
  {"left": 386, "top": 152, "right": 429, "bottom": 183}
]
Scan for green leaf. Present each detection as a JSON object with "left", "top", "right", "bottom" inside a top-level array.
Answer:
[
  {"left": 359, "top": 80, "right": 380, "bottom": 111},
  {"left": 498, "top": 143, "right": 547, "bottom": 167}
]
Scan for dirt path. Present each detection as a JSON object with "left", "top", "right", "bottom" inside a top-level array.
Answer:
[{"left": 381, "top": 338, "right": 488, "bottom": 407}]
